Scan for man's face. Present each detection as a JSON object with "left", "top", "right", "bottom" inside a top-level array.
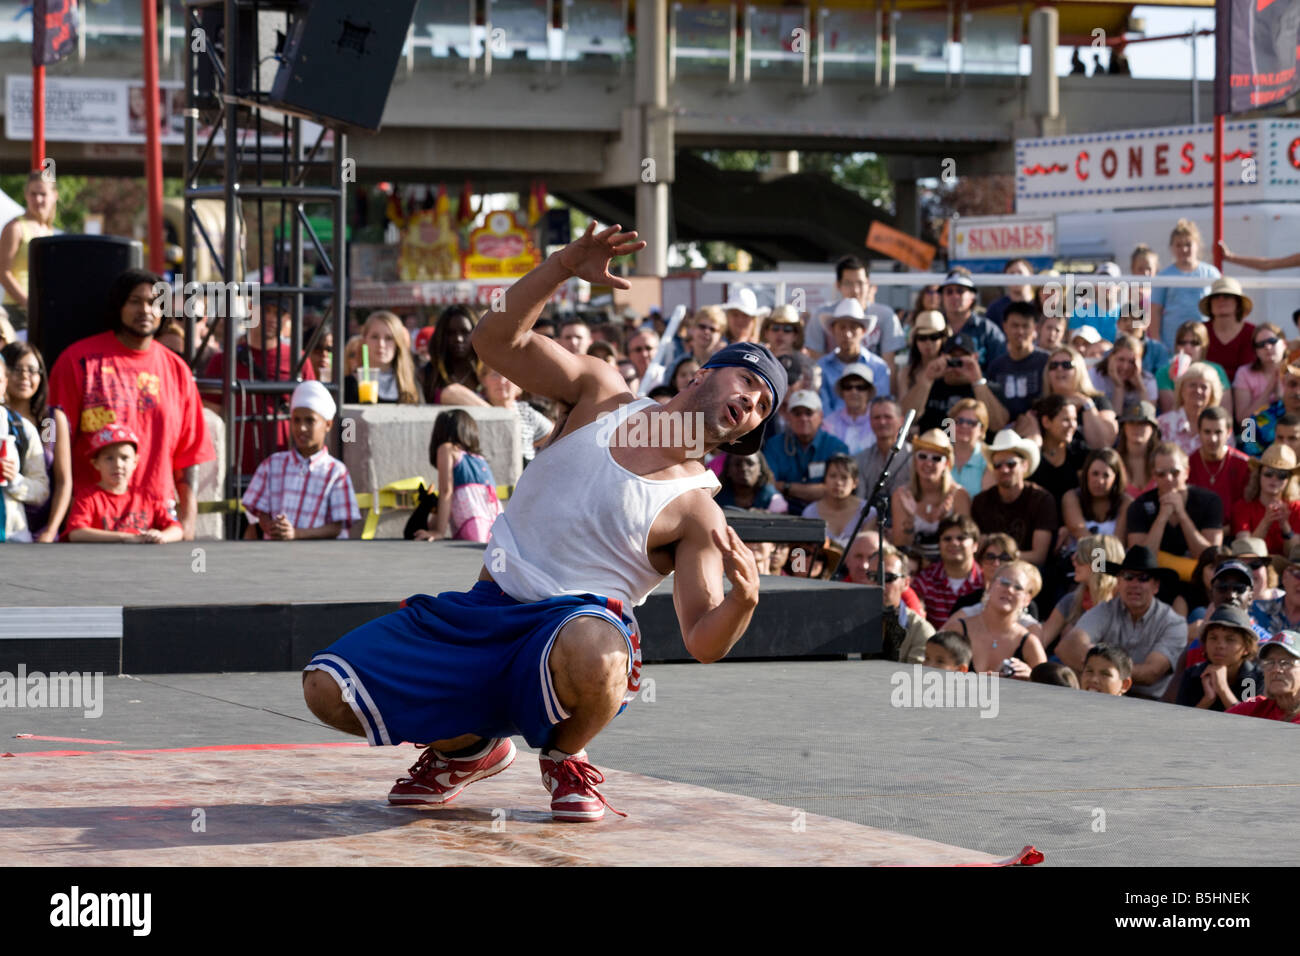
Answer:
[
  {"left": 694, "top": 366, "right": 773, "bottom": 448},
  {"left": 1003, "top": 261, "right": 1033, "bottom": 297},
  {"left": 1199, "top": 417, "right": 1228, "bottom": 456},
  {"left": 1119, "top": 569, "right": 1158, "bottom": 616},
  {"left": 1277, "top": 424, "right": 1300, "bottom": 458},
  {"left": 991, "top": 453, "right": 1024, "bottom": 492},
  {"left": 1081, "top": 656, "right": 1130, "bottom": 695},
  {"left": 938, "top": 525, "right": 975, "bottom": 569},
  {"left": 290, "top": 407, "right": 330, "bottom": 457},
  {"left": 923, "top": 643, "right": 965, "bottom": 672},
  {"left": 870, "top": 402, "right": 901, "bottom": 445},
  {"left": 874, "top": 554, "right": 907, "bottom": 607},
  {"left": 481, "top": 369, "right": 521, "bottom": 406},
  {"left": 844, "top": 533, "right": 880, "bottom": 584},
  {"left": 627, "top": 332, "right": 658, "bottom": 375},
  {"left": 832, "top": 319, "right": 865, "bottom": 355},
  {"left": 788, "top": 402, "right": 822, "bottom": 441},
  {"left": 727, "top": 453, "right": 762, "bottom": 487},
  {"left": 942, "top": 284, "right": 974, "bottom": 320},
  {"left": 943, "top": 348, "right": 974, "bottom": 383},
  {"left": 120, "top": 283, "right": 162, "bottom": 341},
  {"left": 1261, "top": 647, "right": 1300, "bottom": 699},
  {"left": 560, "top": 323, "right": 591, "bottom": 355},
  {"left": 1284, "top": 373, "right": 1300, "bottom": 415},
  {"left": 837, "top": 268, "right": 870, "bottom": 307},
  {"left": 1153, "top": 454, "right": 1186, "bottom": 497},
  {"left": 1004, "top": 314, "right": 1036, "bottom": 351},
  {"left": 1211, "top": 574, "right": 1253, "bottom": 610}
]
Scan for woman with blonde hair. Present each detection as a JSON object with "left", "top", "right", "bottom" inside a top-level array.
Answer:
[
  {"left": 1040, "top": 533, "right": 1125, "bottom": 657},
  {"left": 1156, "top": 320, "right": 1230, "bottom": 413},
  {"left": 1158, "top": 361, "right": 1221, "bottom": 456},
  {"left": 689, "top": 305, "right": 726, "bottom": 364},
  {"left": 0, "top": 171, "right": 57, "bottom": 330},
  {"left": 343, "top": 335, "right": 364, "bottom": 379},
  {"left": 948, "top": 559, "right": 1047, "bottom": 677},
  {"left": 344, "top": 311, "right": 422, "bottom": 404},
  {"left": 1150, "top": 217, "right": 1221, "bottom": 352},
  {"left": 1230, "top": 442, "right": 1300, "bottom": 556},
  {"left": 948, "top": 397, "right": 990, "bottom": 498},
  {"left": 891, "top": 427, "right": 971, "bottom": 565},
  {"left": 1034, "top": 345, "right": 1117, "bottom": 448}
]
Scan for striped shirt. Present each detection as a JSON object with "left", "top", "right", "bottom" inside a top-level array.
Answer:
[
  {"left": 242, "top": 447, "right": 361, "bottom": 534},
  {"left": 912, "top": 560, "right": 983, "bottom": 627}
]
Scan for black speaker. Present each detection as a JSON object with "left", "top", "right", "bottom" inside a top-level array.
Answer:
[
  {"left": 28, "top": 235, "right": 143, "bottom": 372},
  {"left": 268, "top": 0, "right": 417, "bottom": 132}
]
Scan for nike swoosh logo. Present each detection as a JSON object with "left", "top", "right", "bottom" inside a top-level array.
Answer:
[{"left": 434, "top": 771, "right": 474, "bottom": 788}]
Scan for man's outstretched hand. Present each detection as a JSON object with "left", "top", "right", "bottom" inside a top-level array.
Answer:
[{"left": 556, "top": 223, "right": 646, "bottom": 289}]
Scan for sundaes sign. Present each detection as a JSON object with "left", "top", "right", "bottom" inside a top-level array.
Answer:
[{"left": 1015, "top": 119, "right": 1300, "bottom": 213}]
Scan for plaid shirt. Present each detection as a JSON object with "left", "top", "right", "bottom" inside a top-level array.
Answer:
[
  {"left": 913, "top": 560, "right": 983, "bottom": 628},
  {"left": 242, "top": 447, "right": 360, "bottom": 533}
]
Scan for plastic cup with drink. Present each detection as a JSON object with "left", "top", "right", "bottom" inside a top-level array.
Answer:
[{"left": 357, "top": 345, "right": 378, "bottom": 404}]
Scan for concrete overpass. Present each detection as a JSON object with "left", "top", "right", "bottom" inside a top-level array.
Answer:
[{"left": 0, "top": 0, "right": 1218, "bottom": 268}]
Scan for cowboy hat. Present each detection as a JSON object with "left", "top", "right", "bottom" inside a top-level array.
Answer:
[
  {"left": 720, "top": 287, "right": 771, "bottom": 320},
  {"left": 1198, "top": 276, "right": 1254, "bottom": 319},
  {"left": 766, "top": 304, "right": 801, "bottom": 325},
  {"left": 911, "top": 427, "right": 955, "bottom": 463},
  {"left": 985, "top": 429, "right": 1040, "bottom": 476},
  {"left": 1247, "top": 442, "right": 1300, "bottom": 474},
  {"left": 1103, "top": 545, "right": 1178, "bottom": 583},
  {"left": 910, "top": 310, "right": 947, "bottom": 339},
  {"left": 819, "top": 298, "right": 878, "bottom": 337}
]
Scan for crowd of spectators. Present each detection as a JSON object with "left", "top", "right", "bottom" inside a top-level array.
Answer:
[{"left": 1, "top": 213, "right": 1297, "bottom": 724}]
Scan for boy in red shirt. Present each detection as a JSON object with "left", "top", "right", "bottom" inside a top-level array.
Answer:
[{"left": 65, "top": 424, "right": 182, "bottom": 543}]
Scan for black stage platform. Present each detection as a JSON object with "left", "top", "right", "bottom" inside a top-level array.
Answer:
[{"left": 0, "top": 540, "right": 880, "bottom": 675}]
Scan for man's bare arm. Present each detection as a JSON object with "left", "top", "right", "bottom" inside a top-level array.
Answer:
[
  {"left": 671, "top": 506, "right": 760, "bottom": 664},
  {"left": 471, "top": 224, "right": 645, "bottom": 407},
  {"left": 174, "top": 465, "right": 199, "bottom": 540}
]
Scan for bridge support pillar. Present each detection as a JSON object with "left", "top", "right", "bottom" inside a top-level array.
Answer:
[{"left": 635, "top": 0, "right": 671, "bottom": 277}]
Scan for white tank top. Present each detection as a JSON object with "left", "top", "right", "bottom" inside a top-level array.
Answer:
[{"left": 485, "top": 398, "right": 721, "bottom": 608}]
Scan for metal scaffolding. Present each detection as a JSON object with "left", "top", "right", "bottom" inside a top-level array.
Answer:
[{"left": 181, "top": 0, "right": 347, "bottom": 537}]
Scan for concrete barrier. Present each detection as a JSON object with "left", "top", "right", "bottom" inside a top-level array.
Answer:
[{"left": 340, "top": 405, "right": 521, "bottom": 537}]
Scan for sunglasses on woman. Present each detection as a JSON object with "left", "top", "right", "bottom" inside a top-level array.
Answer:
[
  {"left": 1255, "top": 337, "right": 1281, "bottom": 350},
  {"left": 915, "top": 451, "right": 946, "bottom": 464},
  {"left": 1262, "top": 468, "right": 1293, "bottom": 482},
  {"left": 1048, "top": 360, "right": 1074, "bottom": 371},
  {"left": 915, "top": 332, "right": 946, "bottom": 343}
]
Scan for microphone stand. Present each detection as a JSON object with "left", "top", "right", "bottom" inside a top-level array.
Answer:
[{"left": 830, "top": 433, "right": 910, "bottom": 583}]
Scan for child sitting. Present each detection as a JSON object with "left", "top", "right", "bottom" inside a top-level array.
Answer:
[
  {"left": 923, "top": 630, "right": 973, "bottom": 672},
  {"left": 242, "top": 381, "right": 360, "bottom": 540},
  {"left": 1080, "top": 643, "right": 1133, "bottom": 696},
  {"left": 415, "top": 409, "right": 503, "bottom": 543},
  {"left": 65, "top": 424, "right": 180, "bottom": 543}
]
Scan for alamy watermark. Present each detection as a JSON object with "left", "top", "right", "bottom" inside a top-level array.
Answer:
[
  {"left": 151, "top": 274, "right": 260, "bottom": 326},
  {"left": 594, "top": 409, "right": 707, "bottom": 459},
  {"left": 889, "top": 665, "right": 1000, "bottom": 718},
  {"left": 1040, "top": 275, "right": 1152, "bottom": 322},
  {"left": 0, "top": 664, "right": 103, "bottom": 718}
]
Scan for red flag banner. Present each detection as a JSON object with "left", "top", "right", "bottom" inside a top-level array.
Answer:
[
  {"left": 33, "top": 0, "right": 78, "bottom": 67},
  {"left": 1215, "top": 0, "right": 1300, "bottom": 114}
]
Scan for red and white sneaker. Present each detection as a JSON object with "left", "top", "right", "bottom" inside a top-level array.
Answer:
[
  {"left": 388, "top": 738, "right": 516, "bottom": 806},
  {"left": 539, "top": 750, "right": 627, "bottom": 822}
]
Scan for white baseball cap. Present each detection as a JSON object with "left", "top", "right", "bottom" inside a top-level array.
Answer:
[{"left": 788, "top": 390, "right": 822, "bottom": 412}]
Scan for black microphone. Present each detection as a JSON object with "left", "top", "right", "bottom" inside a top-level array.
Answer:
[{"left": 894, "top": 408, "right": 916, "bottom": 453}]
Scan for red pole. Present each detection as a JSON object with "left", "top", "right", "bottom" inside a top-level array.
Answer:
[
  {"left": 31, "top": 64, "right": 44, "bottom": 172},
  {"left": 141, "top": 0, "right": 164, "bottom": 274},
  {"left": 1213, "top": 114, "right": 1224, "bottom": 271}
]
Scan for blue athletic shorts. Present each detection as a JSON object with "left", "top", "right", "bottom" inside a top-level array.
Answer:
[{"left": 304, "top": 581, "right": 639, "bottom": 750}]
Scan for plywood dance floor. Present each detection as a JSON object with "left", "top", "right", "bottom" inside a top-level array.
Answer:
[{"left": 0, "top": 745, "right": 1010, "bottom": 866}]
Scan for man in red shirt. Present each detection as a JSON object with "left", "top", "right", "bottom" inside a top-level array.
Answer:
[
  {"left": 1227, "top": 631, "right": 1300, "bottom": 724},
  {"left": 49, "top": 269, "right": 212, "bottom": 539},
  {"left": 1188, "top": 406, "right": 1251, "bottom": 522},
  {"left": 912, "top": 514, "right": 983, "bottom": 627},
  {"left": 202, "top": 297, "right": 316, "bottom": 478}
]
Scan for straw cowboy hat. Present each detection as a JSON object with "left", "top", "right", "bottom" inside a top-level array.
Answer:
[
  {"left": 1247, "top": 442, "right": 1300, "bottom": 475},
  {"left": 909, "top": 310, "right": 947, "bottom": 342},
  {"left": 767, "top": 304, "right": 801, "bottom": 325},
  {"left": 985, "top": 428, "right": 1040, "bottom": 476},
  {"left": 1198, "top": 276, "right": 1253, "bottom": 319},
  {"left": 911, "top": 427, "right": 955, "bottom": 464}
]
